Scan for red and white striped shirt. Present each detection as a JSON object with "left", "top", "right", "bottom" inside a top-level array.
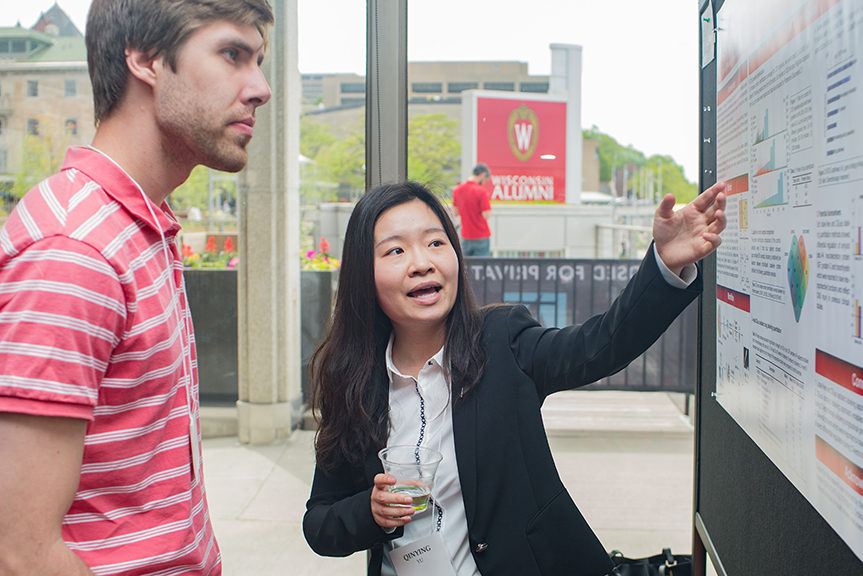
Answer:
[{"left": 0, "top": 146, "right": 220, "bottom": 575}]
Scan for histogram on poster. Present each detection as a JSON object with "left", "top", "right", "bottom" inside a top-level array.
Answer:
[
  {"left": 754, "top": 171, "right": 786, "bottom": 209},
  {"left": 754, "top": 104, "right": 786, "bottom": 145},
  {"left": 754, "top": 133, "right": 788, "bottom": 176}
]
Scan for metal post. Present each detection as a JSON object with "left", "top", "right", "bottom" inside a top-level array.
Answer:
[{"left": 366, "top": 0, "right": 408, "bottom": 189}]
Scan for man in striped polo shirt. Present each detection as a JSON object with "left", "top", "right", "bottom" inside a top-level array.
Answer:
[{"left": 0, "top": 1, "right": 273, "bottom": 574}]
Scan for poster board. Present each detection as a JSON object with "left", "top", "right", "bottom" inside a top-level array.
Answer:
[{"left": 696, "top": 0, "right": 863, "bottom": 573}]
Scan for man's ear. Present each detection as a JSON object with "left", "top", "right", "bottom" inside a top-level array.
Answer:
[{"left": 125, "top": 48, "right": 160, "bottom": 88}]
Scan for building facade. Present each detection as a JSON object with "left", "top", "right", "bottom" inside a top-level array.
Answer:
[
  {"left": 302, "top": 60, "right": 549, "bottom": 110},
  {"left": 0, "top": 4, "right": 93, "bottom": 193},
  {"left": 301, "top": 61, "right": 600, "bottom": 194}
]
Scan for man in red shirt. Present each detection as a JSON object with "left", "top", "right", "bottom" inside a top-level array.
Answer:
[{"left": 452, "top": 163, "right": 493, "bottom": 256}]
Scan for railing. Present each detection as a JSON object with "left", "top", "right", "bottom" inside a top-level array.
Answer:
[
  {"left": 594, "top": 222, "right": 653, "bottom": 259},
  {"left": 188, "top": 257, "right": 698, "bottom": 405},
  {"left": 465, "top": 257, "right": 697, "bottom": 394}
]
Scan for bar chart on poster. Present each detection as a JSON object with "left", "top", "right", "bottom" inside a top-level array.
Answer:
[{"left": 711, "top": 0, "right": 863, "bottom": 564}]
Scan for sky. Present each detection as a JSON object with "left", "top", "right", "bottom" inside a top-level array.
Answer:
[{"left": 3, "top": 0, "right": 702, "bottom": 181}]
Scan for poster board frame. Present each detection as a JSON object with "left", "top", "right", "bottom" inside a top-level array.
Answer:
[{"left": 694, "top": 1, "right": 863, "bottom": 574}]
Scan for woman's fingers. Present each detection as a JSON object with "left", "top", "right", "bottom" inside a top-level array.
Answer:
[{"left": 371, "top": 474, "right": 415, "bottom": 527}]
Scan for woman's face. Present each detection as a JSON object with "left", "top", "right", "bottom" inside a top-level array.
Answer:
[{"left": 373, "top": 199, "right": 459, "bottom": 337}]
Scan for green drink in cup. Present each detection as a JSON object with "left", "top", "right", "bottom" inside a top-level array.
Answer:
[
  {"left": 378, "top": 445, "right": 443, "bottom": 513},
  {"left": 390, "top": 484, "right": 432, "bottom": 511}
]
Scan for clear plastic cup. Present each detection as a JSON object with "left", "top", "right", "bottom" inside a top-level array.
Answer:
[{"left": 378, "top": 445, "right": 443, "bottom": 513}]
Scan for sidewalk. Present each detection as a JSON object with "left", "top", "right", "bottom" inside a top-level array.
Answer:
[{"left": 201, "top": 390, "right": 696, "bottom": 575}]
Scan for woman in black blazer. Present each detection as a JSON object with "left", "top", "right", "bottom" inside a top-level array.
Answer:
[{"left": 303, "top": 180, "right": 726, "bottom": 576}]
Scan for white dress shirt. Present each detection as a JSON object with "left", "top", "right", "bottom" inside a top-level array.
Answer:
[
  {"left": 653, "top": 243, "right": 698, "bottom": 288},
  {"left": 381, "top": 338, "right": 481, "bottom": 576}
]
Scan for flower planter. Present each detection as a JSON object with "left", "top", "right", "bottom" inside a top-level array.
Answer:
[
  {"left": 184, "top": 268, "right": 238, "bottom": 404},
  {"left": 183, "top": 268, "right": 338, "bottom": 405},
  {"left": 301, "top": 269, "right": 338, "bottom": 404}
]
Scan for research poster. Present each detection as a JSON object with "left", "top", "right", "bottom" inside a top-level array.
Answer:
[{"left": 715, "top": 0, "right": 863, "bottom": 560}]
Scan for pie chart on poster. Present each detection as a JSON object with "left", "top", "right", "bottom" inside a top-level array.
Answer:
[{"left": 787, "top": 234, "right": 808, "bottom": 323}]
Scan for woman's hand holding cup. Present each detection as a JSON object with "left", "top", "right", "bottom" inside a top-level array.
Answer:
[{"left": 371, "top": 473, "right": 415, "bottom": 529}]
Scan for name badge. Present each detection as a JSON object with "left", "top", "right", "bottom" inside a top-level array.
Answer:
[
  {"left": 390, "top": 533, "right": 456, "bottom": 576},
  {"left": 190, "top": 415, "right": 201, "bottom": 482}
]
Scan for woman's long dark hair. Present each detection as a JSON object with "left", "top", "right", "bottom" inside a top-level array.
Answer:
[{"left": 310, "top": 182, "right": 486, "bottom": 472}]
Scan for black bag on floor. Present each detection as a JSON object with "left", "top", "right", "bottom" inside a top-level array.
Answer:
[{"left": 607, "top": 548, "right": 692, "bottom": 576}]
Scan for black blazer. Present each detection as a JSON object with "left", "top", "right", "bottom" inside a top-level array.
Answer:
[{"left": 303, "top": 246, "right": 701, "bottom": 575}]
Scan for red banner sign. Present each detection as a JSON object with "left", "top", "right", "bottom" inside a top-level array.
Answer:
[
  {"left": 717, "top": 284, "right": 751, "bottom": 312},
  {"left": 476, "top": 97, "right": 567, "bottom": 203},
  {"left": 816, "top": 349, "right": 863, "bottom": 398}
]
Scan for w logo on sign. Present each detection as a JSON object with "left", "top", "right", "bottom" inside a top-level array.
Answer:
[{"left": 507, "top": 105, "right": 539, "bottom": 161}]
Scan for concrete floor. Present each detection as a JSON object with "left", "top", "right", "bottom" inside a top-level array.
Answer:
[{"left": 202, "top": 390, "right": 716, "bottom": 575}]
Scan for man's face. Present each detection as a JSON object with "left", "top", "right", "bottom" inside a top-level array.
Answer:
[{"left": 154, "top": 20, "right": 271, "bottom": 173}]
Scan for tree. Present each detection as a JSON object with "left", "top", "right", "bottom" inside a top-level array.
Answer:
[
  {"left": 13, "top": 117, "right": 73, "bottom": 199},
  {"left": 298, "top": 112, "right": 460, "bottom": 204},
  {"left": 170, "top": 165, "right": 209, "bottom": 213},
  {"left": 584, "top": 125, "right": 645, "bottom": 184},
  {"left": 584, "top": 126, "right": 696, "bottom": 204},
  {"left": 299, "top": 115, "right": 344, "bottom": 204},
  {"left": 314, "top": 125, "right": 366, "bottom": 198},
  {"left": 299, "top": 115, "right": 360, "bottom": 204},
  {"left": 300, "top": 115, "right": 337, "bottom": 159},
  {"left": 407, "top": 113, "right": 460, "bottom": 194},
  {"left": 646, "top": 155, "right": 696, "bottom": 203},
  {"left": 167, "top": 166, "right": 238, "bottom": 223}
]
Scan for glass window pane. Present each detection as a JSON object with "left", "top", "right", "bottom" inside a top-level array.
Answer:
[
  {"left": 483, "top": 81, "right": 515, "bottom": 91},
  {"left": 339, "top": 82, "right": 365, "bottom": 94},
  {"left": 408, "top": 1, "right": 699, "bottom": 258},
  {"left": 298, "top": 0, "right": 367, "bottom": 258},
  {"left": 448, "top": 82, "right": 478, "bottom": 94},
  {"left": 520, "top": 82, "right": 550, "bottom": 93},
  {"left": 411, "top": 82, "right": 443, "bottom": 94}
]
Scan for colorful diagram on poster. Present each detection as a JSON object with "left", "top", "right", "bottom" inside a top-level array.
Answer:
[{"left": 787, "top": 234, "right": 808, "bottom": 323}]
